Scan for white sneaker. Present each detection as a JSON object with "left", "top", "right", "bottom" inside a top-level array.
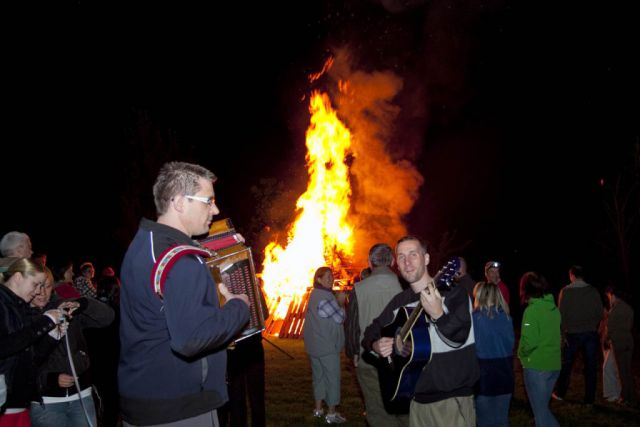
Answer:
[
  {"left": 325, "top": 412, "right": 346, "bottom": 424},
  {"left": 312, "top": 409, "right": 324, "bottom": 418}
]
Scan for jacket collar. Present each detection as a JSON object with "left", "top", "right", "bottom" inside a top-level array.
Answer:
[
  {"left": 0, "top": 284, "right": 28, "bottom": 308},
  {"left": 139, "top": 218, "right": 195, "bottom": 246},
  {"left": 370, "top": 266, "right": 395, "bottom": 276}
]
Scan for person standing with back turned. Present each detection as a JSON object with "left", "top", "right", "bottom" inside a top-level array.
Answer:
[
  {"left": 553, "top": 265, "right": 602, "bottom": 405},
  {"left": 345, "top": 243, "right": 407, "bottom": 427},
  {"left": 119, "top": 161, "right": 250, "bottom": 427}
]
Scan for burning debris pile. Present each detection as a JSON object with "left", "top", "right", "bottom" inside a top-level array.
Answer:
[{"left": 261, "top": 53, "right": 423, "bottom": 337}]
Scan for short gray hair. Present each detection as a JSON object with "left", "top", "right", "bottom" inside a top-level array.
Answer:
[
  {"left": 0, "top": 231, "right": 30, "bottom": 257},
  {"left": 152, "top": 162, "right": 217, "bottom": 215},
  {"left": 368, "top": 243, "right": 393, "bottom": 267}
]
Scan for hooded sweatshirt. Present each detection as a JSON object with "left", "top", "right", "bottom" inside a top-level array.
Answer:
[{"left": 518, "top": 294, "right": 561, "bottom": 371}]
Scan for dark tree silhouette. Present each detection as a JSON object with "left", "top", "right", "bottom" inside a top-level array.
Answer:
[
  {"left": 600, "top": 141, "right": 639, "bottom": 291},
  {"left": 114, "top": 109, "right": 195, "bottom": 251}
]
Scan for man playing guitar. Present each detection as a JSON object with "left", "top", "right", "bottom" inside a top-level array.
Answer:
[{"left": 362, "top": 236, "right": 479, "bottom": 427}]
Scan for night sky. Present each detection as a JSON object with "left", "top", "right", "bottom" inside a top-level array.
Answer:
[{"left": 4, "top": 1, "right": 639, "bottom": 298}]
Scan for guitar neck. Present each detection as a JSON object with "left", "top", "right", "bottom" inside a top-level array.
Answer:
[
  {"left": 399, "top": 303, "right": 425, "bottom": 342},
  {"left": 398, "top": 277, "right": 442, "bottom": 343}
]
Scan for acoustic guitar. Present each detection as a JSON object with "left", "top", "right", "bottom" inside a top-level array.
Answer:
[{"left": 363, "top": 257, "right": 460, "bottom": 413}]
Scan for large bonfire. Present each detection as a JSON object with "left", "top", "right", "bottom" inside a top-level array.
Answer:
[
  {"left": 261, "top": 91, "right": 354, "bottom": 331},
  {"left": 260, "top": 53, "right": 424, "bottom": 337}
]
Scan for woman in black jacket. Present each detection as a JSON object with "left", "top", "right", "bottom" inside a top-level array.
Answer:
[
  {"left": 29, "top": 266, "right": 114, "bottom": 427},
  {"left": 0, "top": 258, "right": 69, "bottom": 427}
]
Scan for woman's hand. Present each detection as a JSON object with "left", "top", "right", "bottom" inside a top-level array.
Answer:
[{"left": 58, "top": 373, "right": 76, "bottom": 388}]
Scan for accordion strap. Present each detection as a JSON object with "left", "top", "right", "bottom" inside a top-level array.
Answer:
[{"left": 151, "top": 244, "right": 212, "bottom": 298}]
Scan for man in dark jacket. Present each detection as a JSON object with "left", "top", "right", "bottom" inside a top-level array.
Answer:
[
  {"left": 363, "top": 236, "right": 479, "bottom": 426},
  {"left": 119, "top": 161, "right": 250, "bottom": 427},
  {"left": 553, "top": 265, "right": 603, "bottom": 404}
]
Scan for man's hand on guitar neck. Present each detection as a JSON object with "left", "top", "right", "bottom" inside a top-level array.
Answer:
[{"left": 420, "top": 280, "right": 444, "bottom": 321}]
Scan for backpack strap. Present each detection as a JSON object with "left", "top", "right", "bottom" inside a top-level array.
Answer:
[{"left": 151, "top": 244, "right": 213, "bottom": 298}]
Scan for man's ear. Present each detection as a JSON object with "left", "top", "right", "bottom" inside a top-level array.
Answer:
[
  {"left": 171, "top": 195, "right": 186, "bottom": 213},
  {"left": 424, "top": 253, "right": 430, "bottom": 267}
]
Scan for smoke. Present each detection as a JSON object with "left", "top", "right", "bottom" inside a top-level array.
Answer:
[{"left": 327, "top": 48, "right": 424, "bottom": 265}]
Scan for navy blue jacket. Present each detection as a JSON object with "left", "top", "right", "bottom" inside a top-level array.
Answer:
[
  {"left": 118, "top": 219, "right": 249, "bottom": 426},
  {"left": 472, "top": 308, "right": 515, "bottom": 396}
]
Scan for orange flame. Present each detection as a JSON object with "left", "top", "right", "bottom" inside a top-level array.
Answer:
[
  {"left": 260, "top": 51, "right": 424, "bottom": 336},
  {"left": 261, "top": 91, "right": 354, "bottom": 322}
]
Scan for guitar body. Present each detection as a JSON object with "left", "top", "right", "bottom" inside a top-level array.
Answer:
[
  {"left": 363, "top": 305, "right": 432, "bottom": 413},
  {"left": 361, "top": 257, "right": 459, "bottom": 414}
]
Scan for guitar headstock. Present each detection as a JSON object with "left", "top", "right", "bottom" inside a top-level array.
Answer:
[{"left": 434, "top": 257, "right": 461, "bottom": 291}]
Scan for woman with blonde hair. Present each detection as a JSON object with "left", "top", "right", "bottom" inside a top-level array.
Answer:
[
  {"left": 0, "top": 258, "right": 70, "bottom": 427},
  {"left": 473, "top": 281, "right": 515, "bottom": 427}
]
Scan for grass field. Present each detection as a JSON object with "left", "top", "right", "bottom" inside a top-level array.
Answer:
[{"left": 263, "top": 337, "right": 639, "bottom": 426}]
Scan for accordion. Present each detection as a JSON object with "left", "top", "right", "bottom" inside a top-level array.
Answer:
[{"left": 200, "top": 218, "right": 266, "bottom": 342}]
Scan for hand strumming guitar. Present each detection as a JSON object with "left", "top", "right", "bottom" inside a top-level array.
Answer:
[
  {"left": 394, "top": 335, "right": 412, "bottom": 357},
  {"left": 373, "top": 337, "right": 395, "bottom": 358}
]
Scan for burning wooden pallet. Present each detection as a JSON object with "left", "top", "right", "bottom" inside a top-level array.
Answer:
[
  {"left": 264, "top": 281, "right": 354, "bottom": 339},
  {"left": 264, "top": 288, "right": 311, "bottom": 339}
]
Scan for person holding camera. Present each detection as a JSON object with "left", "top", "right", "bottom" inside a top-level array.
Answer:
[
  {"left": 29, "top": 266, "right": 114, "bottom": 427},
  {"left": 0, "top": 258, "right": 69, "bottom": 427}
]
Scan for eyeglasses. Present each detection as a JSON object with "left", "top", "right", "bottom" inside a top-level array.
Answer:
[{"left": 185, "top": 195, "right": 216, "bottom": 207}]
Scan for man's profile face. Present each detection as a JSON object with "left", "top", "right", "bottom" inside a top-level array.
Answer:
[
  {"left": 396, "top": 240, "right": 429, "bottom": 284},
  {"left": 184, "top": 178, "right": 220, "bottom": 236}
]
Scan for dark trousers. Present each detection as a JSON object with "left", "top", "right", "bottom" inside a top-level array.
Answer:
[
  {"left": 218, "top": 335, "right": 266, "bottom": 427},
  {"left": 555, "top": 331, "right": 599, "bottom": 403},
  {"left": 613, "top": 343, "right": 637, "bottom": 404}
]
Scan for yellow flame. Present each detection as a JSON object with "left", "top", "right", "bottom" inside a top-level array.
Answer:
[{"left": 261, "top": 91, "right": 354, "bottom": 321}]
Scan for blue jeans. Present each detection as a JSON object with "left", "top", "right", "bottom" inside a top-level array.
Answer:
[
  {"left": 475, "top": 393, "right": 511, "bottom": 427},
  {"left": 30, "top": 394, "right": 97, "bottom": 427},
  {"left": 523, "top": 369, "right": 559, "bottom": 427},
  {"left": 555, "top": 331, "right": 599, "bottom": 403}
]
